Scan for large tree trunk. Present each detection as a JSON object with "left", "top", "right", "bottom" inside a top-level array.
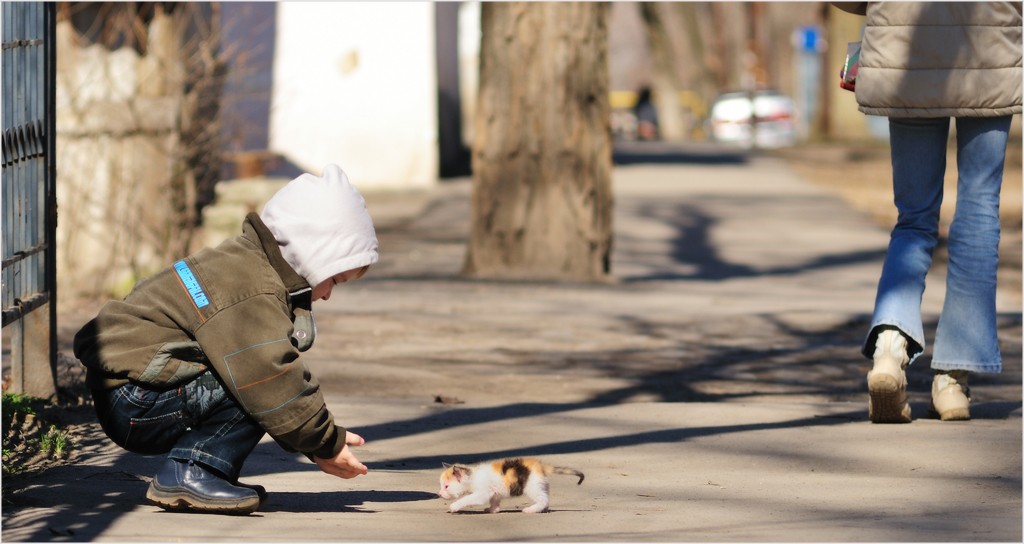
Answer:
[{"left": 464, "top": 2, "right": 613, "bottom": 282}]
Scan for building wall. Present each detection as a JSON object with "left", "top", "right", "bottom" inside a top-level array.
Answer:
[{"left": 270, "top": 2, "right": 439, "bottom": 189}]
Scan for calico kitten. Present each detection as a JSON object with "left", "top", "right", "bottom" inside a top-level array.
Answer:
[{"left": 437, "top": 457, "right": 584, "bottom": 514}]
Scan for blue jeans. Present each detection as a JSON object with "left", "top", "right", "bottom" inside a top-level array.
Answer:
[
  {"left": 863, "top": 116, "right": 1010, "bottom": 373},
  {"left": 91, "top": 371, "right": 266, "bottom": 480}
]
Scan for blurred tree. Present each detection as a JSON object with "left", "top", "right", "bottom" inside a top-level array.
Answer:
[
  {"left": 639, "top": 3, "right": 687, "bottom": 141},
  {"left": 677, "top": 3, "right": 718, "bottom": 111},
  {"left": 464, "top": 2, "right": 613, "bottom": 282}
]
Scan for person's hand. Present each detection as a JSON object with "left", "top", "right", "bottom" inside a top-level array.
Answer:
[{"left": 313, "top": 431, "right": 368, "bottom": 479}]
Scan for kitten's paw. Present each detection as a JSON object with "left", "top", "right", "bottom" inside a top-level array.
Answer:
[{"left": 522, "top": 505, "right": 549, "bottom": 514}]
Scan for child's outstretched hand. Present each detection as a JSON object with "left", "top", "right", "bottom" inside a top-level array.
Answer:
[{"left": 314, "top": 431, "right": 368, "bottom": 479}]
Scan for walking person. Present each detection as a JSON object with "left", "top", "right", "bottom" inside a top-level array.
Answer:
[
  {"left": 834, "top": 2, "right": 1022, "bottom": 422},
  {"left": 74, "top": 164, "right": 378, "bottom": 514}
]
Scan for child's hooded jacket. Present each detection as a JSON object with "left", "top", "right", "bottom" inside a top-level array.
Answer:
[{"left": 74, "top": 165, "right": 378, "bottom": 459}]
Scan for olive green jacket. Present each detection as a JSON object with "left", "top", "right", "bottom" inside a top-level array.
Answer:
[
  {"left": 74, "top": 213, "right": 345, "bottom": 459},
  {"left": 835, "top": 2, "right": 1023, "bottom": 117}
]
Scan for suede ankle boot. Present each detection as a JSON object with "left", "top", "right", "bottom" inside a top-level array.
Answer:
[
  {"left": 931, "top": 370, "right": 971, "bottom": 421},
  {"left": 867, "top": 329, "right": 912, "bottom": 423}
]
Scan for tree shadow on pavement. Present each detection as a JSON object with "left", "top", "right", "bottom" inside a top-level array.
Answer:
[
  {"left": 2, "top": 462, "right": 149, "bottom": 541},
  {"left": 362, "top": 406, "right": 866, "bottom": 470},
  {"left": 616, "top": 199, "right": 888, "bottom": 283},
  {"left": 257, "top": 310, "right": 1018, "bottom": 473}
]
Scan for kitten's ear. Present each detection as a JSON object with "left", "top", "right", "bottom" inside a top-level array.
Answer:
[
  {"left": 442, "top": 462, "right": 453, "bottom": 469},
  {"left": 452, "top": 465, "right": 471, "bottom": 481}
]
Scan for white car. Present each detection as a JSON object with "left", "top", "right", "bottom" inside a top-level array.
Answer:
[{"left": 708, "top": 90, "right": 798, "bottom": 149}]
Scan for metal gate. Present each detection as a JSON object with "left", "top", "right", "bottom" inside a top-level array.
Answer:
[{"left": 2, "top": 2, "right": 57, "bottom": 398}]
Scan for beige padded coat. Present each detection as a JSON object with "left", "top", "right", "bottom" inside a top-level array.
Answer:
[{"left": 835, "top": 2, "right": 1023, "bottom": 118}]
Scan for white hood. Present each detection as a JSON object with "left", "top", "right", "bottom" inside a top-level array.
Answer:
[{"left": 259, "top": 164, "right": 379, "bottom": 288}]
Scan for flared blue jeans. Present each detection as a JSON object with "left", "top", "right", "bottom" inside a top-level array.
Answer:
[{"left": 862, "top": 116, "right": 1011, "bottom": 374}]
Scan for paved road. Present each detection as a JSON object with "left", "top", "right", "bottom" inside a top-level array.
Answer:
[{"left": 4, "top": 151, "right": 1020, "bottom": 542}]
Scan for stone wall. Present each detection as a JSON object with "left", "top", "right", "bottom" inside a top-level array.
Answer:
[{"left": 55, "top": 4, "right": 215, "bottom": 307}]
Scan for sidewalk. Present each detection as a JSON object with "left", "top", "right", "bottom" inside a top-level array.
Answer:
[{"left": 4, "top": 152, "right": 1021, "bottom": 542}]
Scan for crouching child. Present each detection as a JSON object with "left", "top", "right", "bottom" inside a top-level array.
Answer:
[{"left": 74, "top": 164, "right": 377, "bottom": 515}]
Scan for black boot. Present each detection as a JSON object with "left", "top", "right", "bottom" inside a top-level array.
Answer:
[{"left": 146, "top": 459, "right": 261, "bottom": 515}]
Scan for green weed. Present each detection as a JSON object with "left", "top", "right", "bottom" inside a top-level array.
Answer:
[
  {"left": 2, "top": 392, "right": 39, "bottom": 435},
  {"left": 40, "top": 425, "right": 70, "bottom": 458},
  {"left": 2, "top": 392, "right": 73, "bottom": 474}
]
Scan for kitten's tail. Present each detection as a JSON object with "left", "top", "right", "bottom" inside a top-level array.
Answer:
[{"left": 552, "top": 466, "right": 585, "bottom": 485}]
